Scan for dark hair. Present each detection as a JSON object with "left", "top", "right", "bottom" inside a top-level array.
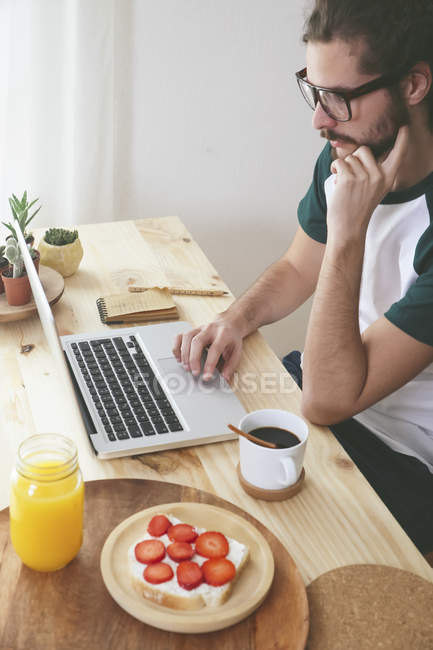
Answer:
[{"left": 303, "top": 0, "right": 433, "bottom": 129}]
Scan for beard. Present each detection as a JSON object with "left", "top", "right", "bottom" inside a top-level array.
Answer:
[{"left": 321, "top": 87, "right": 410, "bottom": 160}]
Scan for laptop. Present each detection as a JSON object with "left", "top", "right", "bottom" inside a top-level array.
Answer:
[{"left": 16, "top": 225, "right": 246, "bottom": 459}]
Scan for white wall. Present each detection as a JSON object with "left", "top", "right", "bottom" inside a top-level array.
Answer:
[
  {"left": 1, "top": 0, "right": 321, "bottom": 359},
  {"left": 114, "top": 0, "right": 322, "bottom": 358}
]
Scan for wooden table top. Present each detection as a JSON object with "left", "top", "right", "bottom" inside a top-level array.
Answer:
[{"left": 0, "top": 216, "right": 431, "bottom": 587}]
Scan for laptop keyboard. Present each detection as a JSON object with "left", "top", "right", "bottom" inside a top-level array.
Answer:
[{"left": 70, "top": 335, "right": 183, "bottom": 443}]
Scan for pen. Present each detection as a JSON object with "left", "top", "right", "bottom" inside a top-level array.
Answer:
[{"left": 128, "top": 286, "right": 229, "bottom": 297}]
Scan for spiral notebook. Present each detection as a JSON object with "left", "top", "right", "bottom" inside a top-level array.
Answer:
[{"left": 96, "top": 288, "right": 179, "bottom": 324}]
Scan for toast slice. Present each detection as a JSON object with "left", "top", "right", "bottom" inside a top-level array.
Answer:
[{"left": 129, "top": 514, "right": 249, "bottom": 610}]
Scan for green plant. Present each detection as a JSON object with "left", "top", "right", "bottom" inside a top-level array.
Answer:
[
  {"left": 44, "top": 228, "right": 79, "bottom": 246},
  {"left": 3, "top": 191, "right": 41, "bottom": 240},
  {"left": 4, "top": 238, "right": 24, "bottom": 278}
]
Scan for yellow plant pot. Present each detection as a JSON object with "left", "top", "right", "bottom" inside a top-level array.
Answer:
[{"left": 38, "top": 237, "right": 83, "bottom": 277}]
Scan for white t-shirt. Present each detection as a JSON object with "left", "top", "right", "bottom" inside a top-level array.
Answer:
[{"left": 298, "top": 143, "right": 433, "bottom": 472}]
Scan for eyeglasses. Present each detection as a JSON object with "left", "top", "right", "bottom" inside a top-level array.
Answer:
[{"left": 295, "top": 67, "right": 402, "bottom": 122}]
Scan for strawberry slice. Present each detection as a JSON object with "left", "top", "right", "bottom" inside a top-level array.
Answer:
[
  {"left": 195, "top": 531, "right": 229, "bottom": 558},
  {"left": 167, "top": 523, "right": 197, "bottom": 543},
  {"left": 147, "top": 514, "right": 170, "bottom": 537},
  {"left": 202, "top": 557, "right": 236, "bottom": 586},
  {"left": 176, "top": 561, "right": 203, "bottom": 590},
  {"left": 167, "top": 541, "right": 195, "bottom": 562},
  {"left": 134, "top": 539, "right": 165, "bottom": 564},
  {"left": 144, "top": 562, "right": 174, "bottom": 584}
]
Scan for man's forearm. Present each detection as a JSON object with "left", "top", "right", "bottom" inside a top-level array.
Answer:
[
  {"left": 301, "top": 127, "right": 410, "bottom": 423},
  {"left": 224, "top": 257, "right": 316, "bottom": 338},
  {"left": 302, "top": 237, "right": 368, "bottom": 423}
]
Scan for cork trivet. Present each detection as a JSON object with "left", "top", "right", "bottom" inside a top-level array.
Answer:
[
  {"left": 237, "top": 463, "right": 305, "bottom": 501},
  {"left": 307, "top": 564, "right": 433, "bottom": 650}
]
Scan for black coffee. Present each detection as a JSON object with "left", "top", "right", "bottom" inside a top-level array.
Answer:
[{"left": 249, "top": 426, "right": 300, "bottom": 449}]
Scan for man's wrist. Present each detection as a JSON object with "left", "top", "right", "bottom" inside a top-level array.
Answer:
[
  {"left": 221, "top": 304, "right": 257, "bottom": 339},
  {"left": 326, "top": 224, "right": 367, "bottom": 255},
  {"left": 326, "top": 203, "right": 371, "bottom": 243}
]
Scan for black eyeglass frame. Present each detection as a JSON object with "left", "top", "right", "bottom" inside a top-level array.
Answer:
[{"left": 295, "top": 67, "right": 403, "bottom": 122}]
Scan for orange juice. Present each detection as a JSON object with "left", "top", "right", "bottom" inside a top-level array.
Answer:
[{"left": 10, "top": 434, "right": 84, "bottom": 571}]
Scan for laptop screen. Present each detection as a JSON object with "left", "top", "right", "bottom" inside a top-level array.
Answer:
[{"left": 15, "top": 224, "right": 78, "bottom": 399}]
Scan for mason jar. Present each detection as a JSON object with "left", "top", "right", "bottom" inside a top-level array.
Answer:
[{"left": 9, "top": 433, "right": 84, "bottom": 571}]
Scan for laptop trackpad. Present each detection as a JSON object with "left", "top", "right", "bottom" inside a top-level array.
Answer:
[{"left": 157, "top": 357, "right": 224, "bottom": 396}]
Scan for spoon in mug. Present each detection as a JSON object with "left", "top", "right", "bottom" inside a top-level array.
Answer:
[{"left": 228, "top": 424, "right": 278, "bottom": 449}]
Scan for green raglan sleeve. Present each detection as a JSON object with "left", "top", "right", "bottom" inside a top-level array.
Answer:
[
  {"left": 297, "top": 143, "right": 332, "bottom": 244},
  {"left": 385, "top": 218, "right": 433, "bottom": 347}
]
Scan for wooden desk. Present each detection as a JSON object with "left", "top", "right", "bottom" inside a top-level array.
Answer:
[{"left": 0, "top": 217, "right": 431, "bottom": 587}]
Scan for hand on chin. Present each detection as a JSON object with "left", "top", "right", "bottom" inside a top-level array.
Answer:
[{"left": 331, "top": 141, "right": 358, "bottom": 159}]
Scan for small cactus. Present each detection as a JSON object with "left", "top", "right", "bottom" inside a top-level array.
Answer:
[
  {"left": 4, "top": 238, "right": 24, "bottom": 278},
  {"left": 44, "top": 227, "right": 78, "bottom": 246}
]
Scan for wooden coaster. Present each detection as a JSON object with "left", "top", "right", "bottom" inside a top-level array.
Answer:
[
  {"left": 307, "top": 564, "right": 433, "bottom": 649},
  {"left": 237, "top": 464, "right": 305, "bottom": 501}
]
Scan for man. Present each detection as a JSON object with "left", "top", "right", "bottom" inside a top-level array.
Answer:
[{"left": 173, "top": 0, "right": 433, "bottom": 558}]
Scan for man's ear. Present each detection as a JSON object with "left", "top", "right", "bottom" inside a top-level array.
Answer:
[{"left": 402, "top": 61, "right": 432, "bottom": 106}]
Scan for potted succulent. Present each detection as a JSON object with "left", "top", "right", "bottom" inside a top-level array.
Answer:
[
  {"left": 29, "top": 247, "right": 41, "bottom": 274},
  {"left": 3, "top": 191, "right": 41, "bottom": 247},
  {"left": 2, "top": 238, "right": 31, "bottom": 306},
  {"left": 0, "top": 245, "right": 9, "bottom": 294},
  {"left": 38, "top": 228, "right": 83, "bottom": 277}
]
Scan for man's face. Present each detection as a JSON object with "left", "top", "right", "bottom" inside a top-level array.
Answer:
[{"left": 305, "top": 39, "right": 409, "bottom": 159}]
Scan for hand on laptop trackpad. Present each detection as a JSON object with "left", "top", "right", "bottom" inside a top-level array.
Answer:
[{"left": 158, "top": 356, "right": 223, "bottom": 396}]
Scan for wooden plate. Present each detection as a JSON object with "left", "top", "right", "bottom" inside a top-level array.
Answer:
[
  {"left": 0, "top": 479, "right": 308, "bottom": 649},
  {"left": 0, "top": 265, "right": 64, "bottom": 322},
  {"left": 100, "top": 501, "right": 275, "bottom": 633}
]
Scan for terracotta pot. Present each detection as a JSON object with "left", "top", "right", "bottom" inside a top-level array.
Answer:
[
  {"left": 2, "top": 271, "right": 31, "bottom": 306},
  {"left": 0, "top": 259, "right": 9, "bottom": 295}
]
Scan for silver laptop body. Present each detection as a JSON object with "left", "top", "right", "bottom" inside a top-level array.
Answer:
[{"left": 15, "top": 226, "right": 245, "bottom": 459}]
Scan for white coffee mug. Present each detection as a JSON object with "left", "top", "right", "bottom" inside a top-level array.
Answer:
[{"left": 239, "top": 409, "right": 308, "bottom": 490}]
